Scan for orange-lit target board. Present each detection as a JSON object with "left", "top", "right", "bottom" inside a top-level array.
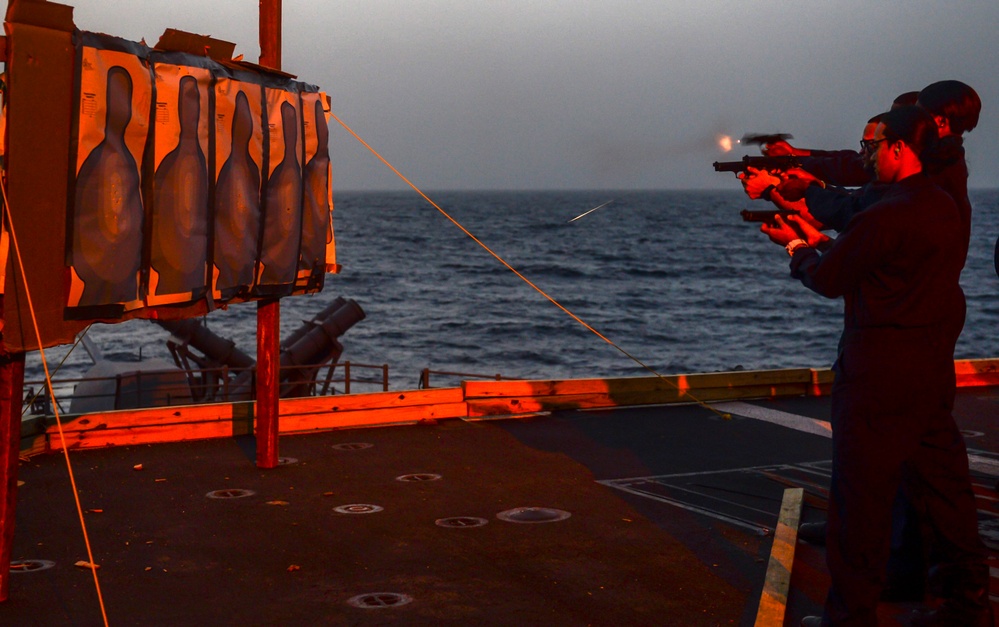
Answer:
[
  {"left": 68, "top": 41, "right": 152, "bottom": 315},
  {"left": 2, "top": 15, "right": 336, "bottom": 352}
]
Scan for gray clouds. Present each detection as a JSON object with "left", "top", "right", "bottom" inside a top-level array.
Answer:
[{"left": 71, "top": 0, "right": 999, "bottom": 190}]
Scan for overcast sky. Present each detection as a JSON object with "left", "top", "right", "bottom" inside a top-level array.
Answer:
[{"left": 72, "top": 0, "right": 999, "bottom": 191}]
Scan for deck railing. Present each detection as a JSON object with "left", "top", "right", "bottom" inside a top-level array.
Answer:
[
  {"left": 21, "top": 361, "right": 390, "bottom": 417},
  {"left": 418, "top": 368, "right": 513, "bottom": 389}
]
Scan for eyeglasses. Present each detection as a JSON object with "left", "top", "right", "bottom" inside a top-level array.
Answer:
[{"left": 860, "top": 138, "right": 889, "bottom": 152}]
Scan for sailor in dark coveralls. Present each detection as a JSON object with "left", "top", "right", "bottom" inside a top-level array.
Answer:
[{"left": 761, "top": 105, "right": 992, "bottom": 627}]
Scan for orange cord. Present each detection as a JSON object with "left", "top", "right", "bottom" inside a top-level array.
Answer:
[
  {"left": 328, "top": 110, "right": 731, "bottom": 420},
  {"left": 1, "top": 178, "right": 110, "bottom": 627}
]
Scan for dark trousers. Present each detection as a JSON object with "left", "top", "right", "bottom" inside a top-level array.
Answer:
[
  {"left": 886, "top": 489, "right": 924, "bottom": 588},
  {"left": 822, "top": 329, "right": 988, "bottom": 626}
]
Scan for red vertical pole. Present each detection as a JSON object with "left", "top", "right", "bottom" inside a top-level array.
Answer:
[
  {"left": 255, "top": 0, "right": 282, "bottom": 468},
  {"left": 0, "top": 21, "right": 19, "bottom": 603},
  {"left": 256, "top": 301, "right": 279, "bottom": 468},
  {"left": 0, "top": 348, "right": 26, "bottom": 602},
  {"left": 259, "top": 0, "right": 282, "bottom": 70}
]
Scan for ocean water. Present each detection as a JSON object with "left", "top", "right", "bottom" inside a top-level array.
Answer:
[{"left": 24, "top": 189, "right": 999, "bottom": 391}]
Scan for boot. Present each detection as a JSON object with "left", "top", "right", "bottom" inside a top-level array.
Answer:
[
  {"left": 798, "top": 521, "right": 827, "bottom": 546},
  {"left": 909, "top": 600, "right": 993, "bottom": 627}
]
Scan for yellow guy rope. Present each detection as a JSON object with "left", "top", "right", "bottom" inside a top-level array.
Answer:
[
  {"left": 1, "top": 180, "right": 110, "bottom": 627},
  {"left": 329, "top": 111, "right": 731, "bottom": 420}
]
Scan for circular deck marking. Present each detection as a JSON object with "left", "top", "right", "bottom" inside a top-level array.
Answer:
[
  {"left": 347, "top": 592, "right": 413, "bottom": 609},
  {"left": 9, "top": 559, "right": 55, "bottom": 573},
  {"left": 334, "top": 503, "right": 383, "bottom": 514},
  {"left": 206, "top": 488, "right": 256, "bottom": 500},
  {"left": 496, "top": 507, "right": 571, "bottom": 524},
  {"left": 332, "top": 442, "right": 373, "bottom": 451},
  {"left": 395, "top": 473, "right": 442, "bottom": 483},
  {"left": 960, "top": 430, "right": 984, "bottom": 438},
  {"left": 435, "top": 516, "right": 489, "bottom": 528}
]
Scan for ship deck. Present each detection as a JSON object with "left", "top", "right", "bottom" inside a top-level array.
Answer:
[{"left": 4, "top": 386, "right": 999, "bottom": 626}]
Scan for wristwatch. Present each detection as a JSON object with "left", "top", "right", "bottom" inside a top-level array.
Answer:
[{"left": 785, "top": 239, "right": 809, "bottom": 256}]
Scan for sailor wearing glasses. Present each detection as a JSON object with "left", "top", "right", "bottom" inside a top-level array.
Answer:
[{"left": 763, "top": 105, "right": 992, "bottom": 627}]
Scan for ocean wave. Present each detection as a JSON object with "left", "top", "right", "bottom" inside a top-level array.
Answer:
[{"left": 23, "top": 190, "right": 999, "bottom": 385}]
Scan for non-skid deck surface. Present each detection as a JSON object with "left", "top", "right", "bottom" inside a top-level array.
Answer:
[{"left": 5, "top": 388, "right": 998, "bottom": 625}]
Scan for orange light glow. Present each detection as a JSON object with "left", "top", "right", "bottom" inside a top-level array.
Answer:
[{"left": 718, "top": 135, "right": 733, "bottom": 152}]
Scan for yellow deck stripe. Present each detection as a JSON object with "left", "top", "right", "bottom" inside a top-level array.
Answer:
[{"left": 755, "top": 488, "right": 804, "bottom": 627}]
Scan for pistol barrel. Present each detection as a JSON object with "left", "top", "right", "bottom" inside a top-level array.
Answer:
[
  {"left": 740, "top": 209, "right": 798, "bottom": 225},
  {"left": 713, "top": 155, "right": 800, "bottom": 174}
]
